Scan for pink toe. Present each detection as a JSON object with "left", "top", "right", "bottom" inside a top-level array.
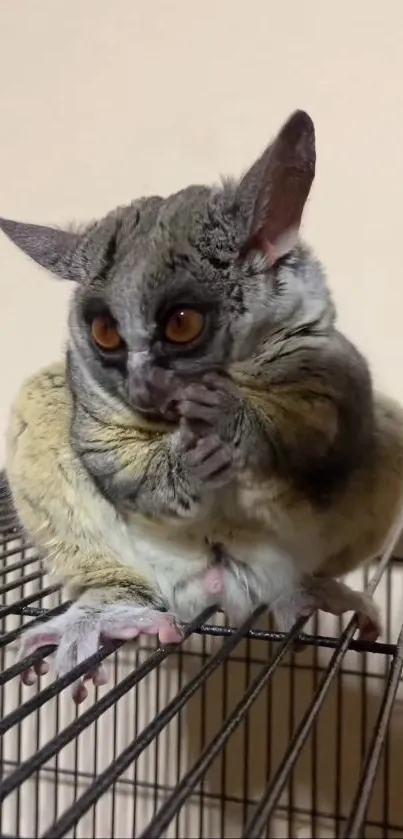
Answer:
[
  {"left": 84, "top": 665, "right": 109, "bottom": 686},
  {"left": 158, "top": 622, "right": 183, "bottom": 645},
  {"left": 103, "top": 626, "right": 141, "bottom": 641},
  {"left": 23, "top": 632, "right": 60, "bottom": 652},
  {"left": 35, "top": 660, "right": 49, "bottom": 676},
  {"left": 72, "top": 681, "right": 88, "bottom": 704},
  {"left": 358, "top": 620, "right": 380, "bottom": 643},
  {"left": 93, "top": 666, "right": 109, "bottom": 687},
  {"left": 101, "top": 616, "right": 183, "bottom": 646},
  {"left": 21, "top": 668, "right": 37, "bottom": 686}
]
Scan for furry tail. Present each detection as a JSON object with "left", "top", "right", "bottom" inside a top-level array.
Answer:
[{"left": 0, "top": 469, "right": 21, "bottom": 531}]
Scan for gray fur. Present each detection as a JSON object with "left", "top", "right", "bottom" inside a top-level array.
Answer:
[{"left": 0, "top": 110, "right": 375, "bottom": 513}]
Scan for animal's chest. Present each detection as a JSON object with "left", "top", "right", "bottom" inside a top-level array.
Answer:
[
  {"left": 122, "top": 475, "right": 323, "bottom": 570},
  {"left": 232, "top": 475, "right": 327, "bottom": 565},
  {"left": 119, "top": 486, "right": 319, "bottom": 623}
]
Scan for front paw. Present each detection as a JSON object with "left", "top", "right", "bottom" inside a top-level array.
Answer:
[
  {"left": 175, "top": 372, "right": 243, "bottom": 441},
  {"left": 179, "top": 421, "right": 240, "bottom": 490},
  {"left": 17, "top": 603, "right": 183, "bottom": 704}
]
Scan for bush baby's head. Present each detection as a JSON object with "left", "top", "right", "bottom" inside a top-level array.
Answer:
[{"left": 0, "top": 110, "right": 334, "bottom": 415}]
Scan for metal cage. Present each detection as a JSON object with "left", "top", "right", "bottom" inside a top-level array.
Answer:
[{"left": 1, "top": 484, "right": 403, "bottom": 839}]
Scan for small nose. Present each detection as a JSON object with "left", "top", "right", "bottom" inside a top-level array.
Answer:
[{"left": 127, "top": 352, "right": 177, "bottom": 414}]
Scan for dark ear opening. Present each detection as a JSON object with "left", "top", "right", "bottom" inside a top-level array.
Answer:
[
  {"left": 237, "top": 110, "right": 316, "bottom": 266},
  {"left": 0, "top": 217, "right": 85, "bottom": 281}
]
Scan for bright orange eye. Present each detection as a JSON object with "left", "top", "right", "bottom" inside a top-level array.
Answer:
[
  {"left": 163, "top": 309, "right": 205, "bottom": 344},
  {"left": 91, "top": 316, "right": 123, "bottom": 351}
]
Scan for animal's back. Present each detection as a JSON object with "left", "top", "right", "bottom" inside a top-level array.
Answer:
[{"left": 318, "top": 392, "right": 403, "bottom": 575}]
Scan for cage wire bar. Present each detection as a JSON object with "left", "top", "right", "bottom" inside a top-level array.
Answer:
[{"left": 1, "top": 480, "right": 403, "bottom": 838}]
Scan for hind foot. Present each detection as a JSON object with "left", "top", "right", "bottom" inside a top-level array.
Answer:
[
  {"left": 273, "top": 576, "right": 381, "bottom": 643},
  {"left": 17, "top": 602, "right": 183, "bottom": 703}
]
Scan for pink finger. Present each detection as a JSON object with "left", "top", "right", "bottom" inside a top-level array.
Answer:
[
  {"left": 182, "top": 385, "right": 220, "bottom": 405},
  {"left": 202, "top": 372, "right": 228, "bottom": 388}
]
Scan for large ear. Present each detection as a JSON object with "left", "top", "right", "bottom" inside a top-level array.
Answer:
[
  {"left": 237, "top": 110, "right": 316, "bottom": 266},
  {"left": 0, "top": 217, "right": 87, "bottom": 281}
]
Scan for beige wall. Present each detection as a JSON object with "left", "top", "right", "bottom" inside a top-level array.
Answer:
[
  {"left": 1, "top": 0, "right": 403, "bottom": 464},
  {"left": 1, "top": 5, "right": 403, "bottom": 837}
]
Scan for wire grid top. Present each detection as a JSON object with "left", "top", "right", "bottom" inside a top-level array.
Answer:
[{"left": 1, "top": 485, "right": 403, "bottom": 839}]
